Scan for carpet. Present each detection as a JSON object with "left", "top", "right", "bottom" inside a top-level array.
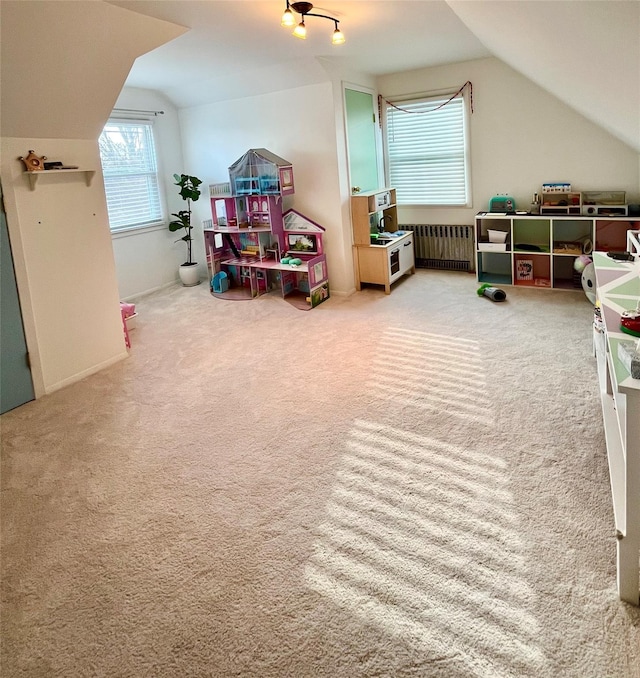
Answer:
[{"left": 2, "top": 270, "right": 639, "bottom": 677}]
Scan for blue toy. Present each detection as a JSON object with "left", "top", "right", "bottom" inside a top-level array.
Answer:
[{"left": 212, "top": 271, "right": 229, "bottom": 293}]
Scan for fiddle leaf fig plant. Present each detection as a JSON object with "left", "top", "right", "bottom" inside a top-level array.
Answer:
[{"left": 169, "top": 173, "right": 202, "bottom": 266}]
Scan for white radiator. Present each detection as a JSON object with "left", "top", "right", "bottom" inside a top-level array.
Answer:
[{"left": 403, "top": 224, "right": 475, "bottom": 272}]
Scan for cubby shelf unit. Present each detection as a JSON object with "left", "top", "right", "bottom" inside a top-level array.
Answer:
[{"left": 475, "top": 213, "right": 640, "bottom": 290}]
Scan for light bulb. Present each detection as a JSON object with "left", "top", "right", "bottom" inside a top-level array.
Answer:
[
  {"left": 292, "top": 21, "right": 307, "bottom": 39},
  {"left": 332, "top": 27, "right": 345, "bottom": 45},
  {"left": 281, "top": 8, "right": 295, "bottom": 27}
]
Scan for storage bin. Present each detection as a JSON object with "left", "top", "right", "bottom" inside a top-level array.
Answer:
[
  {"left": 479, "top": 243, "right": 507, "bottom": 252},
  {"left": 487, "top": 229, "right": 508, "bottom": 243}
]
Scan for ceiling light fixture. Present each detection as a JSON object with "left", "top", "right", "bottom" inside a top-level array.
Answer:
[{"left": 281, "top": 1, "right": 345, "bottom": 45}]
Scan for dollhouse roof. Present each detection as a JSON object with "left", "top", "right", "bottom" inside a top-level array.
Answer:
[
  {"left": 283, "top": 209, "right": 324, "bottom": 233},
  {"left": 228, "top": 148, "right": 292, "bottom": 174}
]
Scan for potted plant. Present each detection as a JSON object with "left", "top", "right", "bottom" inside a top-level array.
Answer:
[{"left": 169, "top": 173, "right": 203, "bottom": 286}]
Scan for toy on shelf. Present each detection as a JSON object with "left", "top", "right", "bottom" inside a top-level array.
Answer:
[
  {"left": 211, "top": 271, "right": 229, "bottom": 293},
  {"left": 621, "top": 302, "right": 640, "bottom": 338}
]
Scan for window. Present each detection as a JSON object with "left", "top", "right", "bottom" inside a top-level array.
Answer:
[
  {"left": 384, "top": 93, "right": 470, "bottom": 206},
  {"left": 98, "top": 120, "right": 163, "bottom": 231}
]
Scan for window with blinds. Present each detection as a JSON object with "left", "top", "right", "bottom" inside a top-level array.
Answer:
[
  {"left": 384, "top": 95, "right": 470, "bottom": 206},
  {"left": 99, "top": 120, "right": 163, "bottom": 231}
]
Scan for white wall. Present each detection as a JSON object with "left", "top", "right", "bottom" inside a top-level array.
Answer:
[
  {"left": 110, "top": 88, "right": 188, "bottom": 300},
  {"left": 118, "top": 55, "right": 640, "bottom": 299},
  {"left": 0, "top": 0, "right": 186, "bottom": 401},
  {"left": 177, "top": 82, "right": 353, "bottom": 295},
  {"left": 447, "top": 1, "right": 640, "bottom": 153},
  {"left": 1, "top": 138, "right": 127, "bottom": 396},
  {"left": 324, "top": 64, "right": 380, "bottom": 293},
  {"left": 0, "top": 0, "right": 186, "bottom": 140},
  {"left": 377, "top": 57, "right": 640, "bottom": 226}
]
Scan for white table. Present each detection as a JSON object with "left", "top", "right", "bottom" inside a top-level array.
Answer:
[{"left": 593, "top": 251, "right": 640, "bottom": 605}]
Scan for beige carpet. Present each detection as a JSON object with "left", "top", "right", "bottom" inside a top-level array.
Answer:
[{"left": 2, "top": 270, "right": 639, "bottom": 678}]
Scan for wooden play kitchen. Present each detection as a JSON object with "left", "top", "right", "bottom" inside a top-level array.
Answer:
[{"left": 351, "top": 187, "right": 415, "bottom": 294}]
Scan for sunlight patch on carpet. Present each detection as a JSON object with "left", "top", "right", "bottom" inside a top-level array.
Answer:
[
  {"left": 304, "top": 330, "right": 547, "bottom": 678},
  {"left": 367, "top": 328, "right": 494, "bottom": 426}
]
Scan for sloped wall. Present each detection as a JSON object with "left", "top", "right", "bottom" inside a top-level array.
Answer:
[
  {"left": 0, "top": 1, "right": 187, "bottom": 397},
  {"left": 377, "top": 57, "right": 640, "bottom": 226},
  {"left": 0, "top": 0, "right": 186, "bottom": 140},
  {"left": 448, "top": 0, "right": 640, "bottom": 154},
  {"left": 1, "top": 137, "right": 127, "bottom": 395}
]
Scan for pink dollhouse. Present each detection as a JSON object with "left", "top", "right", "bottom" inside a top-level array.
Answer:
[{"left": 204, "top": 150, "right": 329, "bottom": 310}]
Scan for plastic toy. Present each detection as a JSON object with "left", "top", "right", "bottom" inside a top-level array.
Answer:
[
  {"left": 620, "top": 303, "right": 640, "bottom": 338},
  {"left": 212, "top": 271, "right": 229, "bottom": 293},
  {"left": 573, "top": 254, "right": 596, "bottom": 304},
  {"left": 573, "top": 254, "right": 592, "bottom": 273},
  {"left": 581, "top": 263, "right": 596, "bottom": 304},
  {"left": 477, "top": 283, "right": 506, "bottom": 302}
]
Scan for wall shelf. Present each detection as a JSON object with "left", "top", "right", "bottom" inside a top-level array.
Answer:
[{"left": 24, "top": 169, "right": 96, "bottom": 191}]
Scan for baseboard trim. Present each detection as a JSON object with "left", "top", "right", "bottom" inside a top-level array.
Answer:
[
  {"left": 120, "top": 281, "right": 179, "bottom": 303},
  {"left": 44, "top": 351, "right": 129, "bottom": 396}
]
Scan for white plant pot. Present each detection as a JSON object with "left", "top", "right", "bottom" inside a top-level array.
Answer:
[{"left": 179, "top": 263, "right": 201, "bottom": 287}]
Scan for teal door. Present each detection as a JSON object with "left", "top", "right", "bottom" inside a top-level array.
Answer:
[
  {"left": 345, "top": 87, "right": 380, "bottom": 194},
  {"left": 1, "top": 184, "right": 35, "bottom": 413}
]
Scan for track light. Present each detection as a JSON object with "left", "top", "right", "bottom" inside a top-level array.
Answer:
[{"left": 280, "top": 1, "right": 345, "bottom": 45}]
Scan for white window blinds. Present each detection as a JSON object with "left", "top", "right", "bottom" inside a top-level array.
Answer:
[
  {"left": 385, "top": 95, "right": 469, "bottom": 206},
  {"left": 99, "top": 120, "right": 163, "bottom": 231}
]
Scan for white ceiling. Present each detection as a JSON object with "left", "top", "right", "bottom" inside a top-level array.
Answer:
[
  {"left": 106, "top": 1, "right": 639, "bottom": 152},
  {"left": 106, "top": 0, "right": 491, "bottom": 105},
  {"left": 2, "top": 1, "right": 635, "bottom": 150}
]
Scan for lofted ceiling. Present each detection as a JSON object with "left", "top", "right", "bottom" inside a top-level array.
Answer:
[
  {"left": 106, "top": 0, "right": 639, "bottom": 153},
  {"left": 106, "top": 0, "right": 492, "bottom": 105}
]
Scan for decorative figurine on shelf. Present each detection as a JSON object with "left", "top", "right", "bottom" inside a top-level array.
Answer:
[{"left": 18, "top": 150, "right": 46, "bottom": 172}]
